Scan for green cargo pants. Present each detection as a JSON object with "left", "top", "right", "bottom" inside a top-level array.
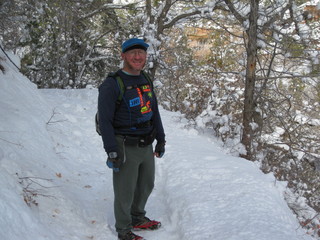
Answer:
[{"left": 113, "top": 135, "right": 155, "bottom": 235}]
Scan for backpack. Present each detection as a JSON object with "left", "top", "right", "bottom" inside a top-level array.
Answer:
[{"left": 95, "top": 71, "right": 153, "bottom": 135}]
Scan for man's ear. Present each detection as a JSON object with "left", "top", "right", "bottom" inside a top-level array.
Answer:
[{"left": 121, "top": 52, "right": 125, "bottom": 60}]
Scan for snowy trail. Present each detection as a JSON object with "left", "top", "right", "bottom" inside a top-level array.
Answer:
[{"left": 39, "top": 89, "right": 313, "bottom": 240}]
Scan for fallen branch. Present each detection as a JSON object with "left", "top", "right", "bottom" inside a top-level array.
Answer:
[{"left": 17, "top": 173, "right": 57, "bottom": 207}]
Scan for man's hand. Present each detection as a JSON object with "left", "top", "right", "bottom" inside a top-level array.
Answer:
[
  {"left": 154, "top": 141, "right": 165, "bottom": 158},
  {"left": 106, "top": 152, "right": 121, "bottom": 172}
]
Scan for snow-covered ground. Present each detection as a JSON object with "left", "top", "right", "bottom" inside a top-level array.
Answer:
[{"left": 0, "top": 52, "right": 316, "bottom": 240}]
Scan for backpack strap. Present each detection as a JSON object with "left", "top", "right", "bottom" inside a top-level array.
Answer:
[
  {"left": 141, "top": 71, "right": 153, "bottom": 90},
  {"left": 108, "top": 72, "right": 125, "bottom": 105}
]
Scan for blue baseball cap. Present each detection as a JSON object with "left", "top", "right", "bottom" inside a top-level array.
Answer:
[{"left": 122, "top": 38, "right": 149, "bottom": 53}]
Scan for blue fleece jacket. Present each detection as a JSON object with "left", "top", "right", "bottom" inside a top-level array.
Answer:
[{"left": 98, "top": 70, "right": 165, "bottom": 154}]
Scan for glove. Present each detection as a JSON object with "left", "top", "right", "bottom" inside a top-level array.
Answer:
[
  {"left": 106, "top": 152, "right": 121, "bottom": 172},
  {"left": 155, "top": 141, "right": 165, "bottom": 158}
]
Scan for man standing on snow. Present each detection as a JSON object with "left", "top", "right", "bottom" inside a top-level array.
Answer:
[{"left": 98, "top": 38, "right": 166, "bottom": 240}]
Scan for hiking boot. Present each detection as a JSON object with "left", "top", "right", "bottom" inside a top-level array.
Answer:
[
  {"left": 133, "top": 217, "right": 161, "bottom": 230},
  {"left": 118, "top": 231, "right": 143, "bottom": 240}
]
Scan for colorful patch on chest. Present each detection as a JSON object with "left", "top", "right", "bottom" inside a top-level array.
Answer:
[
  {"left": 129, "top": 97, "right": 140, "bottom": 107},
  {"left": 128, "top": 85, "right": 153, "bottom": 114}
]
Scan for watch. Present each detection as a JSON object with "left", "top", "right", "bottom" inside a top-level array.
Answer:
[{"left": 108, "top": 152, "right": 118, "bottom": 159}]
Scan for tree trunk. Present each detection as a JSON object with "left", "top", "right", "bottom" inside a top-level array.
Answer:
[{"left": 241, "top": 0, "right": 259, "bottom": 160}]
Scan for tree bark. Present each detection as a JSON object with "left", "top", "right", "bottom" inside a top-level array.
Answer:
[{"left": 241, "top": 0, "right": 259, "bottom": 160}]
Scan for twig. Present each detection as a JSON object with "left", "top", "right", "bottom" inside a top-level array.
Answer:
[
  {"left": 17, "top": 173, "right": 57, "bottom": 207},
  {"left": 0, "top": 44, "right": 20, "bottom": 71},
  {"left": 46, "top": 108, "right": 67, "bottom": 125},
  {"left": 0, "top": 137, "right": 22, "bottom": 147}
]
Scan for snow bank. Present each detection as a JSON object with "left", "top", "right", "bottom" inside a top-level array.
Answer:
[{"left": 0, "top": 50, "right": 61, "bottom": 239}]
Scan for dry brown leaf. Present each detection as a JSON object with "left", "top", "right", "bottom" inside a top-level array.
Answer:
[{"left": 56, "top": 173, "right": 62, "bottom": 178}]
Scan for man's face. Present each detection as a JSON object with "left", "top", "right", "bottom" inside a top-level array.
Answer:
[{"left": 121, "top": 48, "right": 147, "bottom": 74}]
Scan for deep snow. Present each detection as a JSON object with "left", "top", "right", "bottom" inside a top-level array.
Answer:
[{"left": 0, "top": 52, "right": 316, "bottom": 240}]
